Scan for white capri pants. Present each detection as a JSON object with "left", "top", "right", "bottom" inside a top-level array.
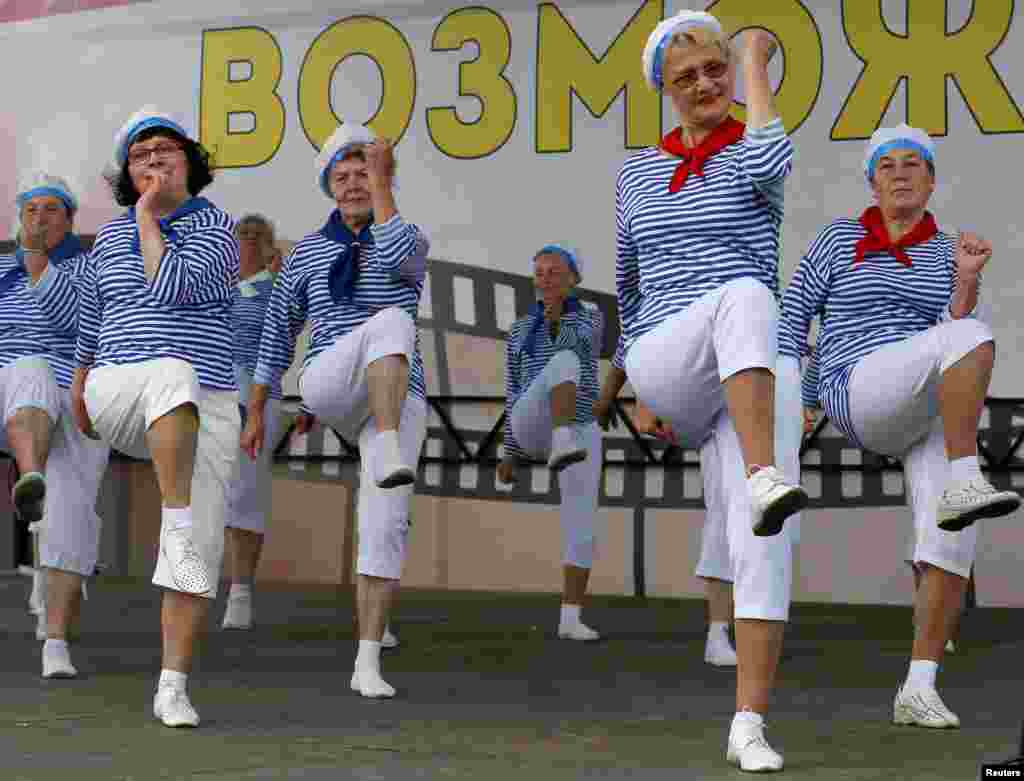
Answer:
[
  {"left": 0, "top": 357, "right": 110, "bottom": 577},
  {"left": 225, "top": 366, "right": 281, "bottom": 534},
  {"left": 848, "top": 319, "right": 993, "bottom": 578},
  {"left": 626, "top": 278, "right": 797, "bottom": 621},
  {"left": 300, "top": 307, "right": 427, "bottom": 581},
  {"left": 695, "top": 356, "right": 804, "bottom": 588},
  {"left": 508, "top": 350, "right": 603, "bottom": 569},
  {"left": 84, "top": 357, "right": 240, "bottom": 599}
]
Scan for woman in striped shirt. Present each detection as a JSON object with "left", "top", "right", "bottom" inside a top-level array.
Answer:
[
  {"left": 498, "top": 244, "right": 604, "bottom": 641},
  {"left": 220, "top": 214, "right": 281, "bottom": 631},
  {"left": 0, "top": 172, "right": 110, "bottom": 679},
  {"left": 614, "top": 12, "right": 806, "bottom": 771},
  {"left": 779, "top": 123, "right": 1019, "bottom": 731},
  {"left": 242, "top": 122, "right": 429, "bottom": 700},
  {"left": 69, "top": 107, "right": 240, "bottom": 728}
]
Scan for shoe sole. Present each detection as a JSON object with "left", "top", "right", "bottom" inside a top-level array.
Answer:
[
  {"left": 221, "top": 622, "right": 253, "bottom": 630},
  {"left": 893, "top": 712, "right": 958, "bottom": 729},
  {"left": 937, "top": 495, "right": 1021, "bottom": 532},
  {"left": 42, "top": 669, "right": 77, "bottom": 679},
  {"left": 13, "top": 478, "right": 46, "bottom": 525},
  {"left": 753, "top": 487, "right": 808, "bottom": 537},
  {"left": 549, "top": 449, "right": 587, "bottom": 473},
  {"left": 376, "top": 468, "right": 415, "bottom": 489}
]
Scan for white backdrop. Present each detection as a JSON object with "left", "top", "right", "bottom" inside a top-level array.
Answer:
[{"left": 2, "top": 0, "right": 1024, "bottom": 391}]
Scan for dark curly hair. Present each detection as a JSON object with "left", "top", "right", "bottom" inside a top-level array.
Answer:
[{"left": 106, "top": 127, "right": 215, "bottom": 207}]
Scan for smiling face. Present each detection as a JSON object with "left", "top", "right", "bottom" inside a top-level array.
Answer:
[
  {"left": 870, "top": 148, "right": 935, "bottom": 217},
  {"left": 533, "top": 252, "right": 576, "bottom": 302},
  {"left": 20, "top": 194, "right": 72, "bottom": 251},
  {"left": 662, "top": 39, "right": 735, "bottom": 136},
  {"left": 328, "top": 150, "right": 373, "bottom": 226}
]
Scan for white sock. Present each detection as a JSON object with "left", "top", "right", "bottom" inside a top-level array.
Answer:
[
  {"left": 375, "top": 429, "right": 401, "bottom": 459},
  {"left": 229, "top": 583, "right": 252, "bottom": 600},
  {"left": 159, "top": 668, "right": 188, "bottom": 691},
  {"left": 708, "top": 621, "right": 731, "bottom": 644},
  {"left": 905, "top": 659, "right": 939, "bottom": 689},
  {"left": 355, "top": 640, "right": 382, "bottom": 672},
  {"left": 949, "top": 455, "right": 982, "bottom": 483},
  {"left": 162, "top": 506, "right": 193, "bottom": 532},
  {"left": 731, "top": 710, "right": 764, "bottom": 733},
  {"left": 43, "top": 638, "right": 68, "bottom": 654},
  {"left": 560, "top": 604, "right": 581, "bottom": 626}
]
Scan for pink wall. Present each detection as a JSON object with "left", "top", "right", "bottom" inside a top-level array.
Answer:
[{"left": 0, "top": 0, "right": 145, "bottom": 24}]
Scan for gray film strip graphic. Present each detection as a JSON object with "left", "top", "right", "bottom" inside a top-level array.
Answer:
[{"left": 275, "top": 258, "right": 1024, "bottom": 509}]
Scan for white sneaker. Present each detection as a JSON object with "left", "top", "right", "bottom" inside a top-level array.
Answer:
[
  {"left": 557, "top": 622, "right": 600, "bottom": 641},
  {"left": 893, "top": 684, "right": 960, "bottom": 728},
  {"left": 548, "top": 426, "right": 586, "bottom": 472},
  {"left": 705, "top": 636, "right": 738, "bottom": 667},
  {"left": 221, "top": 593, "right": 252, "bottom": 630},
  {"left": 153, "top": 686, "right": 200, "bottom": 728},
  {"left": 41, "top": 643, "right": 77, "bottom": 679},
  {"left": 381, "top": 626, "right": 399, "bottom": 649},
  {"left": 161, "top": 528, "right": 212, "bottom": 596},
  {"left": 748, "top": 466, "right": 807, "bottom": 537},
  {"left": 12, "top": 472, "right": 45, "bottom": 525},
  {"left": 372, "top": 433, "right": 415, "bottom": 489},
  {"left": 945, "top": 639, "right": 956, "bottom": 654},
  {"left": 350, "top": 668, "right": 396, "bottom": 698},
  {"left": 937, "top": 477, "right": 1020, "bottom": 531},
  {"left": 727, "top": 720, "right": 784, "bottom": 772}
]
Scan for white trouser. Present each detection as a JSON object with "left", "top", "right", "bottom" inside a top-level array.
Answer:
[
  {"left": 300, "top": 307, "right": 426, "bottom": 581},
  {"left": 695, "top": 357, "right": 803, "bottom": 605},
  {"left": 225, "top": 366, "right": 281, "bottom": 534},
  {"left": 84, "top": 358, "right": 240, "bottom": 599},
  {"left": 849, "top": 319, "right": 993, "bottom": 578},
  {"left": 508, "top": 351, "right": 601, "bottom": 569},
  {"left": 509, "top": 350, "right": 581, "bottom": 457},
  {"left": 0, "top": 357, "right": 110, "bottom": 577},
  {"left": 627, "top": 279, "right": 794, "bottom": 621}
]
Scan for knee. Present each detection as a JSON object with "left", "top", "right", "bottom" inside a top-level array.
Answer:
[
  {"left": 157, "top": 358, "right": 201, "bottom": 393},
  {"left": 548, "top": 350, "right": 581, "bottom": 383},
  {"left": 947, "top": 317, "right": 994, "bottom": 355}
]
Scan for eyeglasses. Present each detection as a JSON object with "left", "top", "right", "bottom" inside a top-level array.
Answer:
[
  {"left": 672, "top": 60, "right": 729, "bottom": 90},
  {"left": 127, "top": 143, "right": 183, "bottom": 166}
]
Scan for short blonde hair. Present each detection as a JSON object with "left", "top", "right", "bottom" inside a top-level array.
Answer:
[{"left": 667, "top": 25, "right": 731, "bottom": 60}]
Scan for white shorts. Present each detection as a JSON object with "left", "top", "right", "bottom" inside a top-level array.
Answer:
[
  {"left": 84, "top": 358, "right": 240, "bottom": 598},
  {"left": 0, "top": 358, "right": 110, "bottom": 577},
  {"left": 848, "top": 320, "right": 993, "bottom": 579},
  {"left": 225, "top": 367, "right": 281, "bottom": 534},
  {"left": 300, "top": 308, "right": 426, "bottom": 581}
]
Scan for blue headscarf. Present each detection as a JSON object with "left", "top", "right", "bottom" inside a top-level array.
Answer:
[
  {"left": 320, "top": 210, "right": 374, "bottom": 304},
  {"left": 0, "top": 232, "right": 84, "bottom": 299}
]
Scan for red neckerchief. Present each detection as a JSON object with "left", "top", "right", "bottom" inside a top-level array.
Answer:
[
  {"left": 659, "top": 117, "right": 746, "bottom": 193},
  {"left": 853, "top": 206, "right": 938, "bottom": 267}
]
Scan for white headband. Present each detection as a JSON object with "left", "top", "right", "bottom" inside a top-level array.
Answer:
[
  {"left": 863, "top": 123, "right": 935, "bottom": 181},
  {"left": 642, "top": 11, "right": 724, "bottom": 91},
  {"left": 16, "top": 171, "right": 78, "bottom": 215}
]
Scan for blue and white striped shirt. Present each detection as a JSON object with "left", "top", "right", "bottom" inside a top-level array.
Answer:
[
  {"left": 504, "top": 301, "right": 603, "bottom": 460},
  {"left": 779, "top": 221, "right": 972, "bottom": 444},
  {"left": 0, "top": 244, "right": 90, "bottom": 388},
  {"left": 232, "top": 270, "right": 280, "bottom": 399},
  {"left": 615, "top": 119, "right": 792, "bottom": 362},
  {"left": 75, "top": 200, "right": 239, "bottom": 389},
  {"left": 253, "top": 214, "right": 429, "bottom": 401}
]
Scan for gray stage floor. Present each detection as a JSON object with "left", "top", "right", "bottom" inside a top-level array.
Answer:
[{"left": 0, "top": 575, "right": 1020, "bottom": 780}]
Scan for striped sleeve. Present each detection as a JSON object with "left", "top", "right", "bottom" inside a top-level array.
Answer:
[
  {"left": 253, "top": 251, "right": 308, "bottom": 388},
  {"left": 74, "top": 254, "right": 101, "bottom": 367},
  {"left": 149, "top": 221, "right": 238, "bottom": 306},
  {"left": 779, "top": 229, "right": 835, "bottom": 360},
  {"left": 801, "top": 348, "right": 821, "bottom": 409},
  {"left": 26, "top": 251, "right": 89, "bottom": 336},
  {"left": 368, "top": 215, "right": 429, "bottom": 286},
  {"left": 556, "top": 311, "right": 593, "bottom": 368},
  {"left": 740, "top": 118, "right": 793, "bottom": 212},
  {"left": 615, "top": 169, "right": 642, "bottom": 352},
  {"left": 503, "top": 322, "right": 526, "bottom": 460},
  {"left": 612, "top": 335, "right": 626, "bottom": 370}
]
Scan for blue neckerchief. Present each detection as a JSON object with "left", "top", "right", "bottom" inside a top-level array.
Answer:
[
  {"left": 128, "top": 196, "right": 212, "bottom": 254},
  {"left": 320, "top": 210, "right": 374, "bottom": 304},
  {"left": 0, "top": 232, "right": 84, "bottom": 299},
  {"left": 522, "top": 296, "right": 579, "bottom": 356}
]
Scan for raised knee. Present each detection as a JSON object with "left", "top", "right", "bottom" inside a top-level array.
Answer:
[
  {"left": 370, "top": 307, "right": 416, "bottom": 338},
  {"left": 723, "top": 277, "right": 774, "bottom": 308}
]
